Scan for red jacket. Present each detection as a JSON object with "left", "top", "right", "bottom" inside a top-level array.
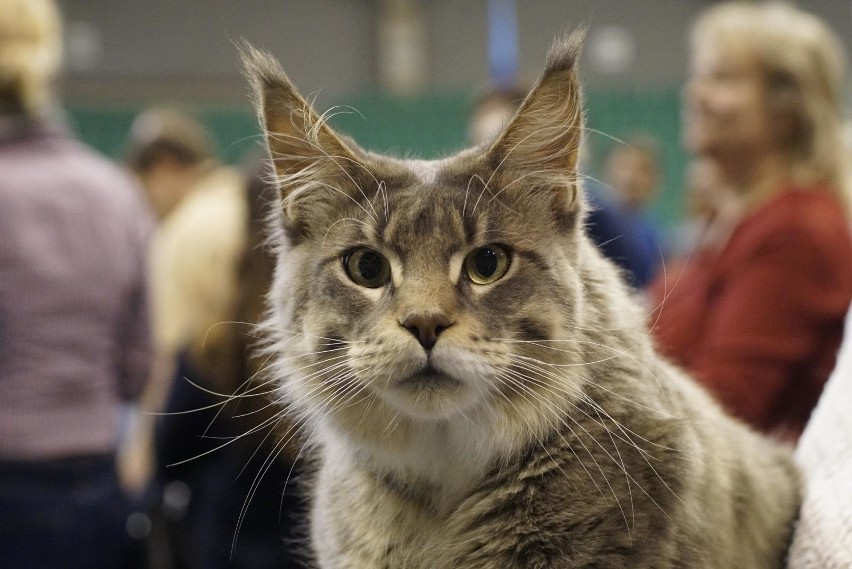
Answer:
[{"left": 649, "top": 187, "right": 852, "bottom": 440}]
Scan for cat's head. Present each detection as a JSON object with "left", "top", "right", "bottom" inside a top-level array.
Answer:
[{"left": 245, "top": 30, "right": 606, "bottom": 440}]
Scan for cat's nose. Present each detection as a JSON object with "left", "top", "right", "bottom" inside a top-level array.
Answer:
[{"left": 401, "top": 314, "right": 452, "bottom": 350}]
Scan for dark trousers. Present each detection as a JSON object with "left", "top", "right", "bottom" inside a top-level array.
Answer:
[{"left": 0, "top": 454, "right": 142, "bottom": 569}]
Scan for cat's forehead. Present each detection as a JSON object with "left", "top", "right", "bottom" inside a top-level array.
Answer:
[
  {"left": 406, "top": 158, "right": 451, "bottom": 186},
  {"left": 329, "top": 150, "right": 545, "bottom": 258},
  {"left": 369, "top": 154, "right": 530, "bottom": 253},
  {"left": 379, "top": 161, "right": 472, "bottom": 256}
]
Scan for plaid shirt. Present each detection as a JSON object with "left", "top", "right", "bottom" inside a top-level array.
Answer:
[{"left": 0, "top": 115, "right": 153, "bottom": 459}]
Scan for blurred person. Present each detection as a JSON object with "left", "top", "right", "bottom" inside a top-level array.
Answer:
[
  {"left": 670, "top": 156, "right": 740, "bottom": 257},
  {"left": 126, "top": 107, "right": 216, "bottom": 221},
  {"left": 119, "top": 109, "right": 245, "bottom": 493},
  {"left": 147, "top": 159, "right": 309, "bottom": 569},
  {"left": 137, "top": 110, "right": 243, "bottom": 362},
  {"left": 121, "top": 101, "right": 304, "bottom": 567},
  {"left": 601, "top": 138, "right": 665, "bottom": 288},
  {"left": 604, "top": 138, "right": 660, "bottom": 214},
  {"left": 466, "top": 88, "right": 527, "bottom": 148},
  {"left": 468, "top": 88, "right": 649, "bottom": 289},
  {"left": 0, "top": 0, "right": 153, "bottom": 567},
  {"left": 648, "top": 1, "right": 852, "bottom": 441}
]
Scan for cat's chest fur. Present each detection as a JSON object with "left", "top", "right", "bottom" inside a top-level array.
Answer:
[
  {"left": 312, "top": 436, "right": 485, "bottom": 569},
  {"left": 316, "top": 403, "right": 519, "bottom": 523},
  {"left": 310, "top": 380, "right": 680, "bottom": 569}
]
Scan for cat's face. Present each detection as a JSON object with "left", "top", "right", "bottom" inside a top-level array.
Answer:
[{"left": 245, "top": 31, "right": 591, "bottom": 432}]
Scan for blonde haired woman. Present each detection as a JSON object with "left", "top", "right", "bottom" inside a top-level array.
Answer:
[
  {"left": 0, "top": 0, "right": 153, "bottom": 567},
  {"left": 649, "top": 2, "right": 852, "bottom": 441},
  {"left": 0, "top": 0, "right": 61, "bottom": 115}
]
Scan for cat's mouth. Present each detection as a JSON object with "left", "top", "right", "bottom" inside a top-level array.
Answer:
[{"left": 396, "top": 364, "right": 461, "bottom": 390}]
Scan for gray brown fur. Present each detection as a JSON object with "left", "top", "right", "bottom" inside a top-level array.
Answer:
[{"left": 242, "top": 29, "right": 800, "bottom": 568}]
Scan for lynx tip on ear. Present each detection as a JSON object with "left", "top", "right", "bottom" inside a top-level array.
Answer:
[
  {"left": 235, "top": 38, "right": 291, "bottom": 95},
  {"left": 544, "top": 26, "right": 588, "bottom": 75}
]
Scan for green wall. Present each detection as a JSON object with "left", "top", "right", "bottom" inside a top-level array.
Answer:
[
  {"left": 66, "top": 106, "right": 261, "bottom": 166},
  {"left": 67, "top": 87, "right": 685, "bottom": 228}
]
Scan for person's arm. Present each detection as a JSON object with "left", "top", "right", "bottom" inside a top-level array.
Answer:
[
  {"left": 116, "top": 193, "right": 155, "bottom": 402},
  {"left": 115, "top": 190, "right": 156, "bottom": 492}
]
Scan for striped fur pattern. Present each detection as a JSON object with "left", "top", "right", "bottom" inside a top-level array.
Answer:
[{"left": 242, "top": 30, "right": 800, "bottom": 568}]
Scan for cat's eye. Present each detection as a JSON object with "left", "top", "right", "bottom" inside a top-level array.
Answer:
[
  {"left": 343, "top": 247, "right": 391, "bottom": 288},
  {"left": 464, "top": 244, "right": 511, "bottom": 285}
]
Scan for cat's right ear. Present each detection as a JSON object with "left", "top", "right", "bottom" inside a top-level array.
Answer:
[{"left": 239, "top": 42, "right": 362, "bottom": 234}]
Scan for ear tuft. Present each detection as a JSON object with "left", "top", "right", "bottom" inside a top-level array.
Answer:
[
  {"left": 483, "top": 27, "right": 588, "bottom": 213},
  {"left": 238, "top": 40, "right": 279, "bottom": 92},
  {"left": 543, "top": 27, "right": 587, "bottom": 76},
  {"left": 237, "top": 39, "right": 301, "bottom": 127}
]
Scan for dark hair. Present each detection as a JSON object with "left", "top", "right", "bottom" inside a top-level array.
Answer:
[{"left": 125, "top": 108, "right": 213, "bottom": 173}]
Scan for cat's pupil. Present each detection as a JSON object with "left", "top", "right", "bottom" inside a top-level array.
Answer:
[
  {"left": 359, "top": 251, "right": 383, "bottom": 280},
  {"left": 475, "top": 248, "right": 498, "bottom": 277}
]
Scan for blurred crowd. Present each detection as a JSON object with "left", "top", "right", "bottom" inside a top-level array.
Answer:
[{"left": 1, "top": 0, "right": 851, "bottom": 568}]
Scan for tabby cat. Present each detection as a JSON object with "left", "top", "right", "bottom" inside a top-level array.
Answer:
[{"left": 242, "top": 30, "right": 800, "bottom": 568}]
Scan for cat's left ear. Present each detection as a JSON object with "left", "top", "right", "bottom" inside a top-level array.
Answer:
[{"left": 487, "top": 28, "right": 586, "bottom": 210}]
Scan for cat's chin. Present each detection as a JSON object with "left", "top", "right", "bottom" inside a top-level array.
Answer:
[
  {"left": 381, "top": 366, "right": 477, "bottom": 420},
  {"left": 396, "top": 365, "right": 462, "bottom": 389}
]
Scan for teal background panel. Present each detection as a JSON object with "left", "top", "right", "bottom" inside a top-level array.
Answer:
[{"left": 66, "top": 87, "right": 685, "bottom": 228}]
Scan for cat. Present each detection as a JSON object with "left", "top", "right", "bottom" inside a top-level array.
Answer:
[{"left": 241, "top": 29, "right": 800, "bottom": 568}]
